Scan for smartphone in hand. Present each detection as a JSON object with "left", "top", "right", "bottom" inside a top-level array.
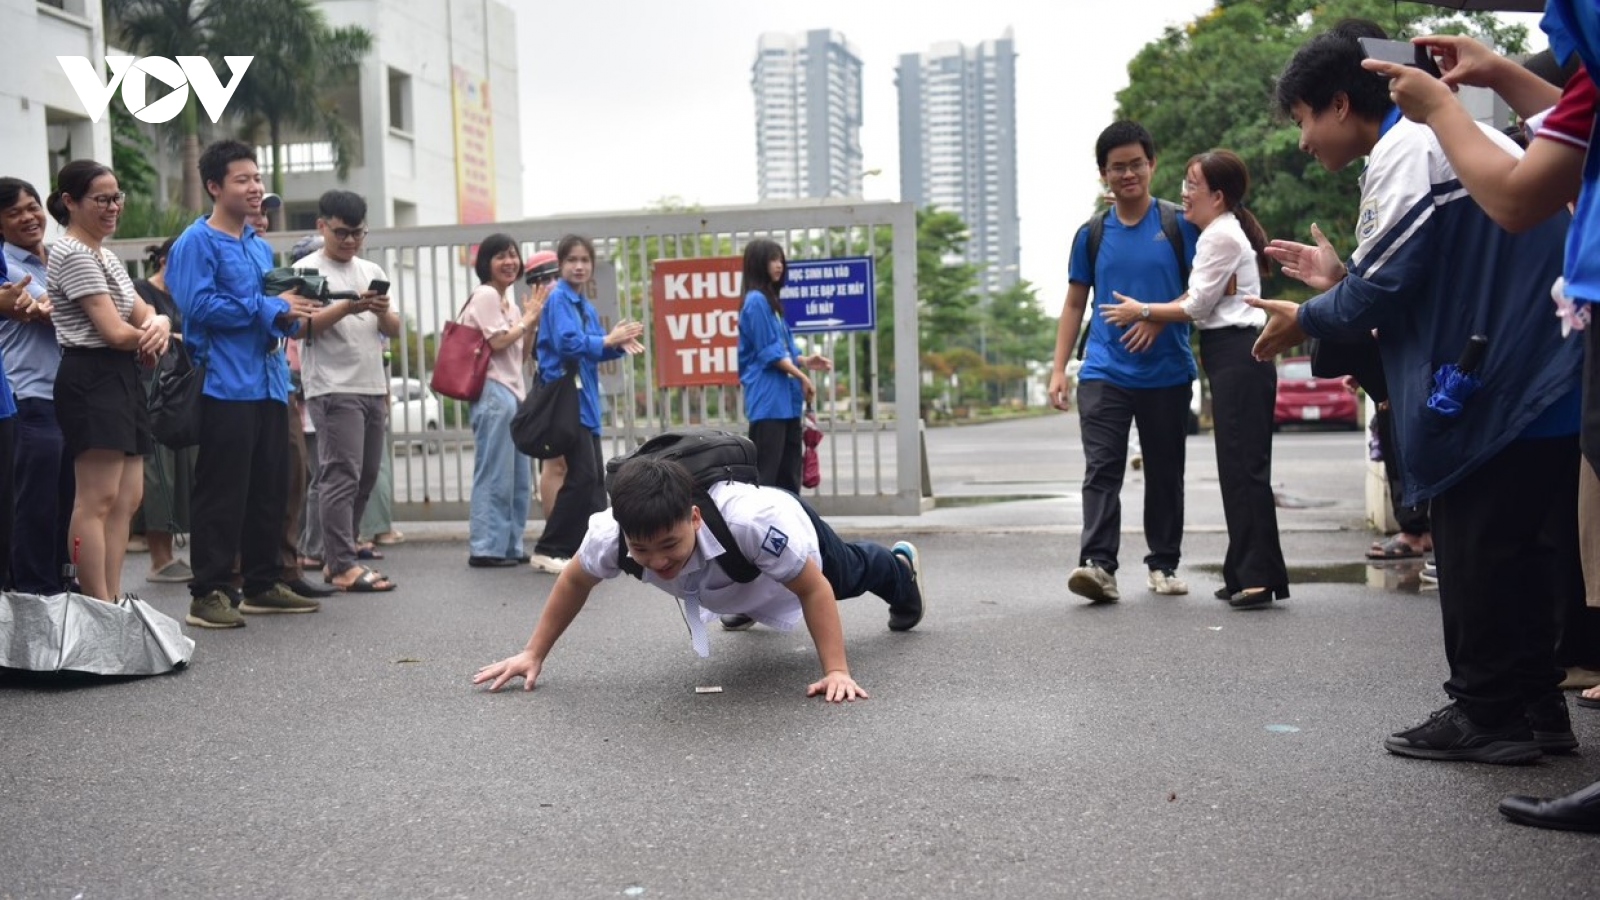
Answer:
[
  {"left": 368, "top": 279, "right": 390, "bottom": 295},
  {"left": 1358, "top": 36, "right": 1442, "bottom": 78}
]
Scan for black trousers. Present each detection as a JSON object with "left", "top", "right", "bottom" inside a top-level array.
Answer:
[
  {"left": 10, "top": 398, "right": 74, "bottom": 594},
  {"left": 750, "top": 417, "right": 802, "bottom": 493},
  {"left": 1075, "top": 379, "right": 1190, "bottom": 573},
  {"left": 535, "top": 432, "right": 604, "bottom": 559},
  {"left": 190, "top": 398, "right": 290, "bottom": 599},
  {"left": 1201, "top": 328, "right": 1288, "bottom": 593},
  {"left": 1432, "top": 436, "right": 1578, "bottom": 725},
  {"left": 0, "top": 415, "right": 13, "bottom": 589},
  {"left": 1375, "top": 404, "right": 1431, "bottom": 536}
]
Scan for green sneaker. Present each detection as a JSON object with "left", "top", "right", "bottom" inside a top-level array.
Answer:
[
  {"left": 186, "top": 590, "right": 246, "bottom": 629},
  {"left": 240, "top": 582, "right": 321, "bottom": 615}
]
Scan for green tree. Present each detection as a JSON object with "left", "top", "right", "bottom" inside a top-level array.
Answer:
[
  {"left": 105, "top": 0, "right": 232, "bottom": 212},
  {"left": 981, "top": 278, "right": 1054, "bottom": 403},
  {"left": 1114, "top": 0, "right": 1526, "bottom": 298}
]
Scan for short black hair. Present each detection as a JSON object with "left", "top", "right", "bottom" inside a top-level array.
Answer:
[
  {"left": 610, "top": 457, "right": 696, "bottom": 541},
  {"left": 474, "top": 233, "right": 518, "bottom": 284},
  {"left": 317, "top": 189, "right": 367, "bottom": 226},
  {"left": 1095, "top": 121, "right": 1156, "bottom": 170},
  {"left": 198, "top": 139, "right": 257, "bottom": 202},
  {"left": 0, "top": 177, "right": 42, "bottom": 217},
  {"left": 1276, "top": 19, "right": 1394, "bottom": 121}
]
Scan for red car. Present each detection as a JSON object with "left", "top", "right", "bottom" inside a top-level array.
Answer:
[{"left": 1274, "top": 356, "right": 1359, "bottom": 429}]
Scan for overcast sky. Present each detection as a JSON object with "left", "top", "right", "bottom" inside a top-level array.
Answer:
[{"left": 513, "top": 1, "right": 1545, "bottom": 314}]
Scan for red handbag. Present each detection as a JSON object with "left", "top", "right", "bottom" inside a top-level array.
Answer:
[{"left": 430, "top": 297, "right": 492, "bottom": 401}]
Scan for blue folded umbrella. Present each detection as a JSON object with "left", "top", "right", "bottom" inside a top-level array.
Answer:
[{"left": 1426, "top": 364, "right": 1482, "bottom": 418}]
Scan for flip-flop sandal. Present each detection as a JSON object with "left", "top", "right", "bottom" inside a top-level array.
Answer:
[
  {"left": 299, "top": 557, "right": 324, "bottom": 570},
  {"left": 374, "top": 531, "right": 406, "bottom": 546},
  {"left": 1578, "top": 690, "right": 1600, "bottom": 710},
  {"left": 356, "top": 547, "right": 385, "bottom": 561},
  {"left": 331, "top": 566, "right": 396, "bottom": 593},
  {"left": 1366, "top": 535, "right": 1424, "bottom": 560}
]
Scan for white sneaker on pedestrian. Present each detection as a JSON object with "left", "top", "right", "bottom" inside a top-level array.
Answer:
[
  {"left": 1068, "top": 562, "right": 1120, "bottom": 604},
  {"left": 1147, "top": 569, "right": 1188, "bottom": 595},
  {"left": 529, "top": 553, "right": 569, "bottom": 575}
]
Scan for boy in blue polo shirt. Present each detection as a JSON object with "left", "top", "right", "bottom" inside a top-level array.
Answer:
[{"left": 1048, "top": 121, "right": 1199, "bottom": 604}]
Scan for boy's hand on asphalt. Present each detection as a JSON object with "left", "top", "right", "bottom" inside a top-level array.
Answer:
[
  {"left": 474, "top": 650, "right": 543, "bottom": 692},
  {"left": 806, "top": 671, "right": 869, "bottom": 703}
]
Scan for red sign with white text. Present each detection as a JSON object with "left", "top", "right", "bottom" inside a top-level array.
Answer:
[{"left": 651, "top": 257, "right": 743, "bottom": 388}]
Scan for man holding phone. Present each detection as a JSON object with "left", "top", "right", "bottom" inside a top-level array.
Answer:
[{"left": 296, "top": 189, "right": 401, "bottom": 593}]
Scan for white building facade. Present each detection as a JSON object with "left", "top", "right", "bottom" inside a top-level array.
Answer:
[
  {"left": 751, "top": 29, "right": 864, "bottom": 201},
  {"left": 0, "top": 0, "right": 114, "bottom": 194},
  {"left": 896, "top": 32, "right": 1020, "bottom": 295}
]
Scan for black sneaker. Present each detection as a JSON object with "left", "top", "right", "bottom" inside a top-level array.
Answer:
[
  {"left": 1383, "top": 703, "right": 1542, "bottom": 764},
  {"left": 1527, "top": 694, "right": 1579, "bottom": 755},
  {"left": 719, "top": 614, "right": 756, "bottom": 631},
  {"left": 888, "top": 541, "right": 925, "bottom": 631}
]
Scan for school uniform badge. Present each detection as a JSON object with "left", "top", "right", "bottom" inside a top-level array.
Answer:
[
  {"left": 761, "top": 527, "right": 788, "bottom": 556},
  {"left": 1358, "top": 200, "right": 1381, "bottom": 241}
]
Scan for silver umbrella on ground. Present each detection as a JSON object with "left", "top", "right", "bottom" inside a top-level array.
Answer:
[{"left": 0, "top": 591, "right": 194, "bottom": 677}]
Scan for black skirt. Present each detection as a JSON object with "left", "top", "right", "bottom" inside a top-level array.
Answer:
[{"left": 54, "top": 346, "right": 152, "bottom": 459}]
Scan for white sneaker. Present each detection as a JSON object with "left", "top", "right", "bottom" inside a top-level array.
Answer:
[
  {"left": 529, "top": 553, "right": 569, "bottom": 575},
  {"left": 1147, "top": 569, "right": 1188, "bottom": 595},
  {"left": 1068, "top": 563, "right": 1120, "bottom": 603}
]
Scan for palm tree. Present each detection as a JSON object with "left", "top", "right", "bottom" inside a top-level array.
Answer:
[
  {"left": 217, "top": 0, "right": 372, "bottom": 196},
  {"left": 104, "top": 0, "right": 231, "bottom": 212}
]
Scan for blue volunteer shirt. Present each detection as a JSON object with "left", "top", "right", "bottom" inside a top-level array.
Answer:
[
  {"left": 165, "top": 215, "right": 297, "bottom": 402},
  {"left": 535, "top": 279, "right": 626, "bottom": 436},
  {"left": 0, "top": 242, "right": 61, "bottom": 402},
  {"left": 1068, "top": 201, "right": 1199, "bottom": 388},
  {"left": 738, "top": 290, "right": 803, "bottom": 422}
]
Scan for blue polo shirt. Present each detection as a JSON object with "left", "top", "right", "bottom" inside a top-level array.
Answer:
[
  {"left": 166, "top": 215, "right": 297, "bottom": 402},
  {"left": 0, "top": 242, "right": 60, "bottom": 402},
  {"left": 1068, "top": 200, "right": 1199, "bottom": 389}
]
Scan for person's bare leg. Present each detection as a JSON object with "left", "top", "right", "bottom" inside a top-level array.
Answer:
[
  {"left": 540, "top": 456, "right": 567, "bottom": 521},
  {"left": 147, "top": 531, "right": 175, "bottom": 571},
  {"left": 70, "top": 450, "right": 123, "bottom": 601},
  {"left": 102, "top": 456, "right": 144, "bottom": 599}
]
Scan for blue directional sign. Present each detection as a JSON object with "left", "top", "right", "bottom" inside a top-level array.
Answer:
[{"left": 780, "top": 256, "right": 876, "bottom": 333}]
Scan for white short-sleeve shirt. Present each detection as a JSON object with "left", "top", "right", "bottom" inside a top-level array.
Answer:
[{"left": 576, "top": 481, "right": 821, "bottom": 635}]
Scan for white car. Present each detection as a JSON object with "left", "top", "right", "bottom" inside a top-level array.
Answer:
[{"left": 390, "top": 376, "right": 443, "bottom": 452}]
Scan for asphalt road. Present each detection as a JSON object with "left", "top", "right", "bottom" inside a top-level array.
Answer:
[{"left": 3, "top": 417, "right": 1596, "bottom": 899}]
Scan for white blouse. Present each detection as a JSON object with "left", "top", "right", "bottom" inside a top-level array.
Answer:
[{"left": 1179, "top": 212, "right": 1267, "bottom": 331}]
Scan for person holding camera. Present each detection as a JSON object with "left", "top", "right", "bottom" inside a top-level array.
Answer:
[
  {"left": 295, "top": 190, "right": 400, "bottom": 593},
  {"left": 167, "top": 140, "right": 322, "bottom": 628}
]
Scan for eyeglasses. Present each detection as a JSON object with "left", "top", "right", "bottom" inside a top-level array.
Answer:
[
  {"left": 1180, "top": 180, "right": 1210, "bottom": 196},
  {"left": 88, "top": 192, "right": 127, "bottom": 209},
  {"left": 1104, "top": 159, "right": 1150, "bottom": 178},
  {"left": 328, "top": 226, "right": 367, "bottom": 242}
]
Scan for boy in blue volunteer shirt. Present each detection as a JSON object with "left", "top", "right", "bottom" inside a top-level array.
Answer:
[
  {"left": 474, "top": 455, "right": 926, "bottom": 703},
  {"left": 165, "top": 140, "right": 324, "bottom": 628},
  {"left": 1048, "top": 121, "right": 1199, "bottom": 604},
  {"left": 1253, "top": 21, "right": 1583, "bottom": 765}
]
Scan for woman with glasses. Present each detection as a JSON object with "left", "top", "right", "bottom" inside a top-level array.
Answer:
[
  {"left": 1098, "top": 150, "right": 1289, "bottom": 609},
  {"left": 44, "top": 160, "right": 172, "bottom": 601}
]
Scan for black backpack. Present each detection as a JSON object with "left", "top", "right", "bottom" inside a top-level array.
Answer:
[
  {"left": 604, "top": 431, "right": 764, "bottom": 583},
  {"left": 1073, "top": 198, "right": 1190, "bottom": 360}
]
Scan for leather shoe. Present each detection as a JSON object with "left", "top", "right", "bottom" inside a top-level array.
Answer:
[
  {"left": 468, "top": 556, "right": 519, "bottom": 568},
  {"left": 1498, "top": 779, "right": 1600, "bottom": 832},
  {"left": 284, "top": 577, "right": 337, "bottom": 599}
]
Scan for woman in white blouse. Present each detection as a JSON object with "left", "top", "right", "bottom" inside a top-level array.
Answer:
[
  {"left": 1099, "top": 150, "right": 1288, "bottom": 609},
  {"left": 43, "top": 160, "right": 171, "bottom": 601}
]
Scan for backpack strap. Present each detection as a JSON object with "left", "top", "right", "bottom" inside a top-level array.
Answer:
[
  {"left": 1074, "top": 209, "right": 1112, "bottom": 361},
  {"left": 614, "top": 487, "right": 762, "bottom": 583}
]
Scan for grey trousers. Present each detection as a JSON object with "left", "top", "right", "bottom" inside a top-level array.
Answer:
[{"left": 309, "top": 393, "right": 387, "bottom": 575}]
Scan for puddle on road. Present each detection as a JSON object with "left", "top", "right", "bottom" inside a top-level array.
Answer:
[{"left": 1194, "top": 561, "right": 1428, "bottom": 594}]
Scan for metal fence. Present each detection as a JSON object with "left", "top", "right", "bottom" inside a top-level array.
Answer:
[{"left": 109, "top": 200, "right": 923, "bottom": 519}]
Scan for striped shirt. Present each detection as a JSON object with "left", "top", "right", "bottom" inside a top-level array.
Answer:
[{"left": 46, "top": 236, "right": 138, "bottom": 349}]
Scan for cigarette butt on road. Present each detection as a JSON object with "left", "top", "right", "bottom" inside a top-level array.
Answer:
[{"left": 694, "top": 685, "right": 723, "bottom": 694}]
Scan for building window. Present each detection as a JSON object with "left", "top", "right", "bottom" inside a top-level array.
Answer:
[{"left": 388, "top": 68, "right": 413, "bottom": 134}]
